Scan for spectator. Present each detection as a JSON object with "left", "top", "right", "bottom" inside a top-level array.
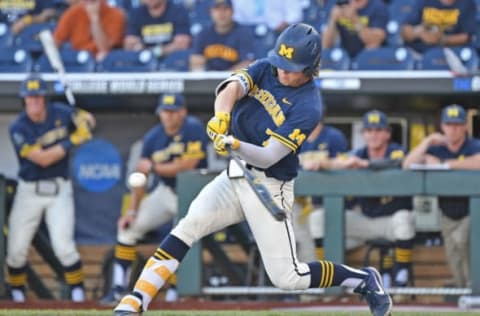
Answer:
[
  {"left": 401, "top": 0, "right": 477, "bottom": 54},
  {"left": 0, "top": 0, "right": 56, "bottom": 35},
  {"left": 7, "top": 74, "right": 94, "bottom": 302},
  {"left": 190, "top": 0, "right": 255, "bottom": 71},
  {"left": 310, "top": 110, "right": 415, "bottom": 288},
  {"left": 100, "top": 93, "right": 208, "bottom": 305},
  {"left": 403, "top": 104, "right": 480, "bottom": 288},
  {"left": 293, "top": 120, "right": 349, "bottom": 262},
  {"left": 231, "top": 0, "right": 302, "bottom": 33},
  {"left": 322, "top": 0, "right": 388, "bottom": 58},
  {"left": 123, "top": 0, "right": 191, "bottom": 60},
  {"left": 54, "top": 0, "right": 125, "bottom": 61}
]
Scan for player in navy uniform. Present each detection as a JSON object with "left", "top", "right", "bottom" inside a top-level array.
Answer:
[
  {"left": 294, "top": 120, "right": 349, "bottom": 262},
  {"left": 309, "top": 110, "right": 415, "bottom": 288},
  {"left": 101, "top": 93, "right": 208, "bottom": 305},
  {"left": 189, "top": 0, "right": 255, "bottom": 71},
  {"left": 401, "top": 0, "right": 477, "bottom": 54},
  {"left": 322, "top": 0, "right": 388, "bottom": 58},
  {"left": 123, "top": 0, "right": 191, "bottom": 59},
  {"left": 115, "top": 23, "right": 392, "bottom": 316},
  {"left": 7, "top": 74, "right": 94, "bottom": 302},
  {"left": 403, "top": 104, "right": 480, "bottom": 288}
]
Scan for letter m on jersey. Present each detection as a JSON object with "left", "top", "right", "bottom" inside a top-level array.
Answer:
[{"left": 278, "top": 44, "right": 294, "bottom": 59}]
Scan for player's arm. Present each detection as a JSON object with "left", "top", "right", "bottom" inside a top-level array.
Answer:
[
  {"left": 445, "top": 153, "right": 480, "bottom": 169},
  {"left": 189, "top": 54, "right": 207, "bottom": 71},
  {"left": 233, "top": 138, "right": 292, "bottom": 169},
  {"left": 402, "top": 133, "right": 445, "bottom": 168},
  {"left": 23, "top": 144, "right": 69, "bottom": 167},
  {"left": 214, "top": 80, "right": 246, "bottom": 113},
  {"left": 153, "top": 157, "right": 202, "bottom": 177}
]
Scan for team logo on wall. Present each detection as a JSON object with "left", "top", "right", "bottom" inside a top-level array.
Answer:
[{"left": 73, "top": 139, "right": 122, "bottom": 192}]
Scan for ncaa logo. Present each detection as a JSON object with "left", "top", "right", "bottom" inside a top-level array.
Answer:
[{"left": 73, "top": 139, "right": 122, "bottom": 192}]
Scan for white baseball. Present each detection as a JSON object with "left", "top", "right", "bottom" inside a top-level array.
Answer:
[{"left": 128, "top": 172, "right": 147, "bottom": 188}]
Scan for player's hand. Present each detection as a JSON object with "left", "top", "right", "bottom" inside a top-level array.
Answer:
[
  {"left": 426, "top": 133, "right": 447, "bottom": 146},
  {"left": 69, "top": 124, "right": 92, "bottom": 146},
  {"left": 206, "top": 112, "right": 230, "bottom": 141},
  {"left": 118, "top": 211, "right": 136, "bottom": 230},
  {"left": 213, "top": 135, "right": 239, "bottom": 156}
]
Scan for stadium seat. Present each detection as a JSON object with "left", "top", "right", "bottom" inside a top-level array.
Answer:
[
  {"left": 0, "top": 47, "right": 33, "bottom": 72},
  {"left": 158, "top": 49, "right": 192, "bottom": 72},
  {"left": 0, "top": 23, "right": 13, "bottom": 48},
  {"left": 251, "top": 24, "right": 276, "bottom": 59},
  {"left": 320, "top": 47, "right": 351, "bottom": 71},
  {"left": 13, "top": 22, "right": 55, "bottom": 55},
  {"left": 351, "top": 47, "right": 416, "bottom": 70},
  {"left": 417, "top": 46, "right": 479, "bottom": 72},
  {"left": 189, "top": 0, "right": 212, "bottom": 36},
  {"left": 386, "top": 0, "right": 416, "bottom": 47},
  {"left": 96, "top": 49, "right": 158, "bottom": 72},
  {"left": 34, "top": 48, "right": 95, "bottom": 73}
]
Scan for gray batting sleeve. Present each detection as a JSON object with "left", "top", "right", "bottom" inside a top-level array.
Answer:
[{"left": 235, "top": 138, "right": 292, "bottom": 169}]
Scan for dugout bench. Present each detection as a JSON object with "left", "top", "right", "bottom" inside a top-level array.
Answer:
[{"left": 175, "top": 169, "right": 480, "bottom": 297}]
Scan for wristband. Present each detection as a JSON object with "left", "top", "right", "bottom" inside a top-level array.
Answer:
[{"left": 126, "top": 209, "right": 137, "bottom": 217}]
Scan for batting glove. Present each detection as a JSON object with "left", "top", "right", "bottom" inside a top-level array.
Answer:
[
  {"left": 70, "top": 124, "right": 92, "bottom": 146},
  {"left": 206, "top": 112, "right": 230, "bottom": 141},
  {"left": 214, "top": 135, "right": 239, "bottom": 156}
]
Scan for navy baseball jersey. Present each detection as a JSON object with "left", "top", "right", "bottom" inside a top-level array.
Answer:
[
  {"left": 126, "top": 1, "right": 190, "bottom": 47},
  {"left": 9, "top": 103, "right": 75, "bottom": 181},
  {"left": 336, "top": 0, "right": 388, "bottom": 57},
  {"left": 403, "top": 0, "right": 476, "bottom": 53},
  {"left": 352, "top": 143, "right": 412, "bottom": 217},
  {"left": 141, "top": 115, "right": 208, "bottom": 189},
  {"left": 0, "top": 0, "right": 54, "bottom": 24},
  {"left": 226, "top": 59, "right": 323, "bottom": 181},
  {"left": 192, "top": 22, "right": 255, "bottom": 71},
  {"left": 427, "top": 137, "right": 480, "bottom": 219},
  {"left": 299, "top": 125, "right": 348, "bottom": 160}
]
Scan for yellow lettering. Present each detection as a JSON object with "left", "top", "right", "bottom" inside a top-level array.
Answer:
[
  {"left": 422, "top": 7, "right": 460, "bottom": 30},
  {"left": 288, "top": 129, "right": 306, "bottom": 146},
  {"left": 248, "top": 85, "right": 285, "bottom": 127}
]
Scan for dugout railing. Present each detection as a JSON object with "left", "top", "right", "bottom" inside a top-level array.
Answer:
[{"left": 175, "top": 169, "right": 480, "bottom": 298}]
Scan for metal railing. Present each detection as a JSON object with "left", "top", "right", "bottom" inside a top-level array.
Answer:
[{"left": 176, "top": 169, "right": 480, "bottom": 297}]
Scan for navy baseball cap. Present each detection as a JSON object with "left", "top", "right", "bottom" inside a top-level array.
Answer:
[
  {"left": 19, "top": 74, "right": 48, "bottom": 97},
  {"left": 210, "top": 0, "right": 232, "bottom": 8},
  {"left": 155, "top": 93, "right": 186, "bottom": 113},
  {"left": 363, "top": 110, "right": 389, "bottom": 129},
  {"left": 441, "top": 104, "right": 466, "bottom": 124}
]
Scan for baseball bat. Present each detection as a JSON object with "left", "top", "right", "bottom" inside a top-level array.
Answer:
[
  {"left": 38, "top": 29, "right": 76, "bottom": 106},
  {"left": 228, "top": 148, "right": 287, "bottom": 221}
]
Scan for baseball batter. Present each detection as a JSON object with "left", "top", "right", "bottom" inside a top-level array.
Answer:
[
  {"left": 7, "top": 74, "right": 94, "bottom": 302},
  {"left": 102, "top": 93, "right": 208, "bottom": 304},
  {"left": 115, "top": 23, "right": 392, "bottom": 316}
]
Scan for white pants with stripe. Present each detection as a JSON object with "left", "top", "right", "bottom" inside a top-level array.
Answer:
[
  {"left": 6, "top": 179, "right": 80, "bottom": 268},
  {"left": 172, "top": 170, "right": 312, "bottom": 290},
  {"left": 309, "top": 208, "right": 415, "bottom": 250},
  {"left": 118, "top": 183, "right": 177, "bottom": 245}
]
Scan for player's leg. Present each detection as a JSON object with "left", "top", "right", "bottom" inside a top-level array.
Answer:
[
  {"left": 238, "top": 171, "right": 392, "bottom": 315},
  {"left": 6, "top": 181, "right": 48, "bottom": 302},
  {"left": 45, "top": 179, "right": 84, "bottom": 302},
  {"left": 388, "top": 210, "right": 415, "bottom": 286},
  {"left": 115, "top": 171, "right": 245, "bottom": 314},
  {"left": 291, "top": 197, "right": 316, "bottom": 262},
  {"left": 106, "top": 184, "right": 178, "bottom": 304},
  {"left": 440, "top": 214, "right": 470, "bottom": 287}
]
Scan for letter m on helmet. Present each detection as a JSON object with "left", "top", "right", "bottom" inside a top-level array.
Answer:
[{"left": 278, "top": 44, "right": 294, "bottom": 60}]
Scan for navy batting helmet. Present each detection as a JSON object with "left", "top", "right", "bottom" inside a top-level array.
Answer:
[
  {"left": 268, "top": 23, "right": 321, "bottom": 76},
  {"left": 19, "top": 74, "right": 48, "bottom": 97}
]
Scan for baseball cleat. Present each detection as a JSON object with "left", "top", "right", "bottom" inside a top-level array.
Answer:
[
  {"left": 354, "top": 266, "right": 393, "bottom": 316},
  {"left": 114, "top": 293, "right": 143, "bottom": 316}
]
